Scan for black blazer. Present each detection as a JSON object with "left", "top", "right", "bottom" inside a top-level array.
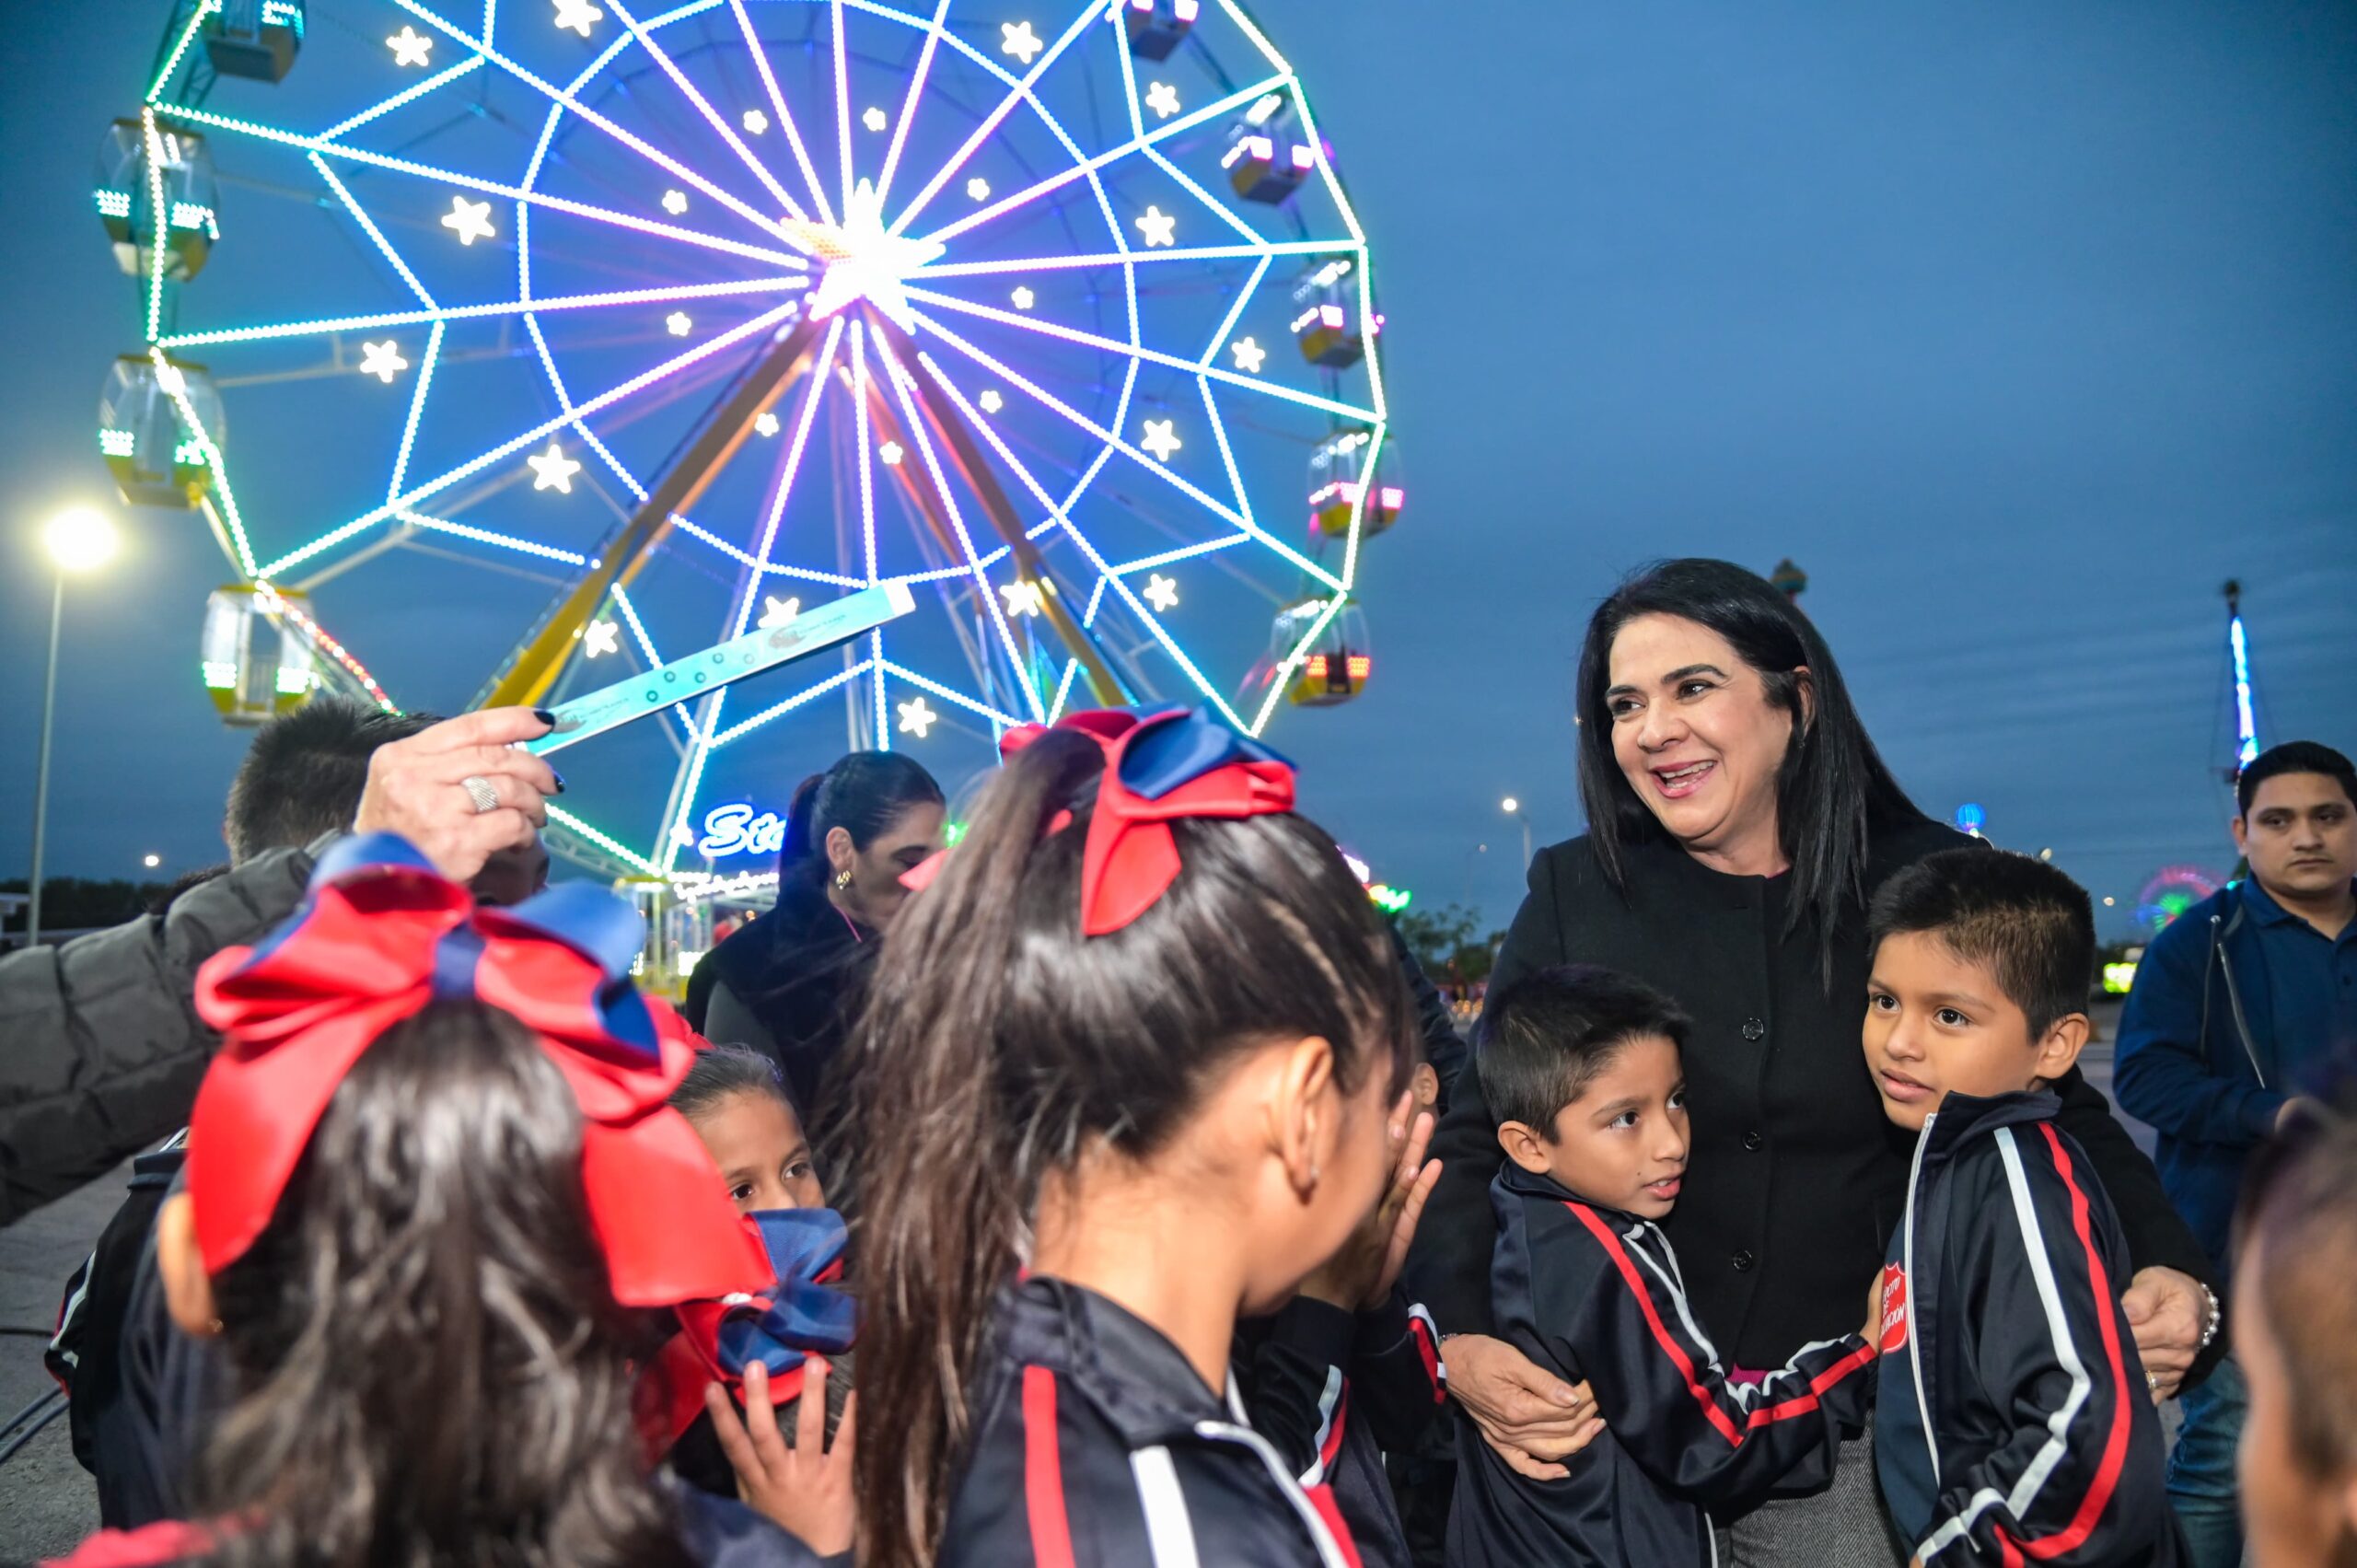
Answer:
[{"left": 1402, "top": 819, "right": 2212, "bottom": 1369}]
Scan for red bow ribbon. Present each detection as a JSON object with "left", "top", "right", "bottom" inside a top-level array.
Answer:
[
  {"left": 189, "top": 834, "right": 771, "bottom": 1307},
  {"left": 900, "top": 706, "right": 1296, "bottom": 936}
]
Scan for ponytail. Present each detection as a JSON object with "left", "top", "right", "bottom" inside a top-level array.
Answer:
[
  {"left": 844, "top": 729, "right": 1411, "bottom": 1567},
  {"left": 776, "top": 772, "right": 829, "bottom": 878}
]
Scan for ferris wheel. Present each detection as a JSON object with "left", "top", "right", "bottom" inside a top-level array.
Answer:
[{"left": 100, "top": 0, "right": 1399, "bottom": 881}]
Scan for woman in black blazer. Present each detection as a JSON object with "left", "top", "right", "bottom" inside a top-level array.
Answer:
[{"left": 1405, "top": 560, "right": 2215, "bottom": 1564}]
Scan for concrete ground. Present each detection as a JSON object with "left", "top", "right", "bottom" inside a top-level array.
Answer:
[{"left": 0, "top": 1007, "right": 2163, "bottom": 1562}]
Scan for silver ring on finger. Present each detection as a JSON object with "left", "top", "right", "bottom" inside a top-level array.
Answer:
[{"left": 459, "top": 775, "right": 501, "bottom": 816}]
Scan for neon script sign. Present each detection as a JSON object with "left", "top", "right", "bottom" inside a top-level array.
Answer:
[{"left": 695, "top": 802, "right": 789, "bottom": 860}]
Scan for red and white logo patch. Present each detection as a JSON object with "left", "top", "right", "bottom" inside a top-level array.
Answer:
[{"left": 1878, "top": 1262, "right": 1910, "bottom": 1355}]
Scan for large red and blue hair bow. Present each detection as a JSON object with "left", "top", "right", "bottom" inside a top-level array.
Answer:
[
  {"left": 189, "top": 833, "right": 772, "bottom": 1307},
  {"left": 902, "top": 705, "right": 1295, "bottom": 935},
  {"left": 648, "top": 1207, "right": 858, "bottom": 1446}
]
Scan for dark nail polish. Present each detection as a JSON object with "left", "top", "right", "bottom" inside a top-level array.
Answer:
[
  {"left": 552, "top": 769, "right": 567, "bottom": 795},
  {"left": 533, "top": 708, "right": 558, "bottom": 726}
]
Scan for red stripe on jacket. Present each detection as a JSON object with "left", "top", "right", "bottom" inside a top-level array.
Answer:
[
  {"left": 1022, "top": 1365, "right": 1077, "bottom": 1568},
  {"left": 2017, "top": 1126, "right": 2132, "bottom": 1561}
]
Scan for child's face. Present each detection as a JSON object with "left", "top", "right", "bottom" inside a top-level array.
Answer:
[
  {"left": 1499, "top": 1033, "right": 1689, "bottom": 1219},
  {"left": 2234, "top": 1238, "right": 2357, "bottom": 1568},
  {"left": 1863, "top": 931, "right": 2087, "bottom": 1132},
  {"left": 689, "top": 1090, "right": 827, "bottom": 1214}
]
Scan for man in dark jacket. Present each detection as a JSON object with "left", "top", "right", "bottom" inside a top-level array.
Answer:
[{"left": 2114, "top": 739, "right": 2357, "bottom": 1568}]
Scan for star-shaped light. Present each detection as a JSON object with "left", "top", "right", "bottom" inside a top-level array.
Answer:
[
  {"left": 878, "top": 440, "right": 904, "bottom": 466},
  {"left": 1140, "top": 418, "right": 1182, "bottom": 462},
  {"left": 527, "top": 441, "right": 581, "bottom": 492},
  {"left": 1001, "top": 579, "right": 1046, "bottom": 617},
  {"left": 742, "top": 109, "right": 769, "bottom": 134},
  {"left": 897, "top": 695, "right": 938, "bottom": 738},
  {"left": 1135, "top": 205, "right": 1176, "bottom": 248},
  {"left": 358, "top": 340, "right": 408, "bottom": 383},
  {"left": 388, "top": 25, "right": 433, "bottom": 65},
  {"left": 1144, "top": 81, "right": 1180, "bottom": 119},
  {"left": 1000, "top": 19, "right": 1043, "bottom": 64},
  {"left": 1144, "top": 574, "right": 1179, "bottom": 612},
  {"left": 777, "top": 177, "right": 947, "bottom": 333},
  {"left": 1011, "top": 286, "right": 1035, "bottom": 310},
  {"left": 661, "top": 188, "right": 688, "bottom": 215},
  {"left": 552, "top": 0, "right": 602, "bottom": 36},
  {"left": 667, "top": 311, "right": 692, "bottom": 336},
  {"left": 966, "top": 177, "right": 991, "bottom": 201},
  {"left": 979, "top": 389, "right": 1004, "bottom": 413},
  {"left": 759, "top": 595, "right": 800, "bottom": 629},
  {"left": 754, "top": 411, "right": 781, "bottom": 436},
  {"left": 442, "top": 196, "right": 495, "bottom": 246},
  {"left": 1230, "top": 336, "right": 1267, "bottom": 374},
  {"left": 583, "top": 619, "right": 620, "bottom": 657},
  {"left": 671, "top": 821, "right": 697, "bottom": 849},
  {"left": 863, "top": 106, "right": 888, "bottom": 132}
]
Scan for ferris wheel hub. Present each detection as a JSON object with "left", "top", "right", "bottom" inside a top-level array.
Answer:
[{"left": 779, "top": 179, "right": 944, "bottom": 333}]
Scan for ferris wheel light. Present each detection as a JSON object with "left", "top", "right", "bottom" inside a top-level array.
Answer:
[
  {"left": 878, "top": 440, "right": 905, "bottom": 466},
  {"left": 1010, "top": 286, "right": 1036, "bottom": 309},
  {"left": 1144, "top": 82, "right": 1180, "bottom": 119},
  {"left": 527, "top": 442, "right": 582, "bottom": 493},
  {"left": 42, "top": 508, "right": 119, "bottom": 574},
  {"left": 1144, "top": 574, "right": 1179, "bottom": 611},
  {"left": 661, "top": 189, "right": 688, "bottom": 215},
  {"left": 441, "top": 196, "right": 494, "bottom": 246},
  {"left": 1230, "top": 337, "right": 1266, "bottom": 373},
  {"left": 583, "top": 620, "right": 620, "bottom": 657},
  {"left": 759, "top": 595, "right": 799, "bottom": 629},
  {"left": 966, "top": 177, "right": 991, "bottom": 201},
  {"left": 742, "top": 109, "right": 768, "bottom": 134},
  {"left": 754, "top": 411, "right": 781, "bottom": 436},
  {"left": 1002, "top": 579, "right": 1046, "bottom": 617},
  {"left": 358, "top": 340, "right": 408, "bottom": 382},
  {"left": 1001, "top": 20, "right": 1045, "bottom": 64},
  {"left": 898, "top": 695, "right": 938, "bottom": 738},
  {"left": 1140, "top": 418, "right": 1182, "bottom": 461},
  {"left": 552, "top": 0, "right": 603, "bottom": 37},
  {"left": 667, "top": 311, "right": 692, "bottom": 335},
  {"left": 863, "top": 107, "right": 888, "bottom": 133},
  {"left": 1135, "top": 205, "right": 1177, "bottom": 247},
  {"left": 979, "top": 389, "right": 1005, "bottom": 413},
  {"left": 387, "top": 26, "right": 432, "bottom": 66}
]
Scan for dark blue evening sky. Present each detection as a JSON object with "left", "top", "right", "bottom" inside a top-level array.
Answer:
[{"left": 3, "top": 0, "right": 2351, "bottom": 936}]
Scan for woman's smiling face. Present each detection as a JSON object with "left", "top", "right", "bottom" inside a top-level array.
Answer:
[{"left": 1604, "top": 613, "right": 1803, "bottom": 873}]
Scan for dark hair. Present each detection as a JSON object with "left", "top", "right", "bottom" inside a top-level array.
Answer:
[
  {"left": 842, "top": 728, "right": 1412, "bottom": 1567},
  {"left": 1867, "top": 848, "right": 2095, "bottom": 1040},
  {"left": 1575, "top": 560, "right": 1925, "bottom": 981},
  {"left": 670, "top": 1041, "right": 803, "bottom": 1125},
  {"left": 2235, "top": 1081, "right": 2357, "bottom": 1491},
  {"left": 192, "top": 1001, "right": 690, "bottom": 1568},
  {"left": 223, "top": 700, "right": 435, "bottom": 865},
  {"left": 778, "top": 751, "right": 945, "bottom": 880},
  {"left": 2238, "top": 740, "right": 2357, "bottom": 817},
  {"left": 1478, "top": 965, "right": 1690, "bottom": 1133}
]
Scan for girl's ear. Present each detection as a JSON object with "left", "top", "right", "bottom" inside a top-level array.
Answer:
[
  {"left": 1792, "top": 665, "right": 1816, "bottom": 732},
  {"left": 1265, "top": 1035, "right": 1338, "bottom": 1198},
  {"left": 154, "top": 1193, "right": 221, "bottom": 1339},
  {"left": 824, "top": 825, "right": 857, "bottom": 877}
]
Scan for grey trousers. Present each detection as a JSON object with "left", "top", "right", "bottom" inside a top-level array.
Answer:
[{"left": 1712, "top": 1411, "right": 1908, "bottom": 1568}]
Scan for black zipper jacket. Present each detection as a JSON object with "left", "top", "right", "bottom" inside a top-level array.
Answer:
[
  {"left": 1447, "top": 1164, "right": 1876, "bottom": 1567},
  {"left": 945, "top": 1276, "right": 1363, "bottom": 1567},
  {"left": 1875, "top": 1091, "right": 2183, "bottom": 1566}
]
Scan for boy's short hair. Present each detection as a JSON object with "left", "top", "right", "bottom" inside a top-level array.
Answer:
[
  {"left": 223, "top": 700, "right": 435, "bottom": 865},
  {"left": 2236, "top": 1081, "right": 2357, "bottom": 1481},
  {"left": 1477, "top": 965, "right": 1689, "bottom": 1135},
  {"left": 1866, "top": 848, "right": 2095, "bottom": 1040},
  {"left": 2237, "top": 740, "right": 2356, "bottom": 817}
]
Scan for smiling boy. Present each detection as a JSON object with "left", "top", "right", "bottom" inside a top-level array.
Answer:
[
  {"left": 1445, "top": 966, "right": 1879, "bottom": 1568},
  {"left": 1864, "top": 849, "right": 2182, "bottom": 1565}
]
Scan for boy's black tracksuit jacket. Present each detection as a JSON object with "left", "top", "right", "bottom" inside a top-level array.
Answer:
[
  {"left": 1876, "top": 1091, "right": 2184, "bottom": 1565},
  {"left": 1447, "top": 1161, "right": 1878, "bottom": 1567}
]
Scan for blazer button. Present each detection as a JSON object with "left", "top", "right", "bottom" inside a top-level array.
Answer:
[
  {"left": 1732, "top": 1249, "right": 1757, "bottom": 1272},
  {"left": 1743, "top": 1130, "right": 1764, "bottom": 1152},
  {"left": 1742, "top": 1017, "right": 1766, "bottom": 1041}
]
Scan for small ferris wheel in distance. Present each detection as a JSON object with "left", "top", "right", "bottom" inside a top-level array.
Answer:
[{"left": 97, "top": 0, "right": 1404, "bottom": 879}]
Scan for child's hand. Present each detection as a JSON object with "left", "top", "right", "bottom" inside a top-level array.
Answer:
[
  {"left": 704, "top": 1358, "right": 857, "bottom": 1556},
  {"left": 1301, "top": 1098, "right": 1442, "bottom": 1312},
  {"left": 1864, "top": 1271, "right": 1884, "bottom": 1343}
]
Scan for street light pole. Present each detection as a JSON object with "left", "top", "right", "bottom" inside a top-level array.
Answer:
[
  {"left": 28, "top": 571, "right": 64, "bottom": 947},
  {"left": 1502, "top": 796, "right": 1531, "bottom": 871}
]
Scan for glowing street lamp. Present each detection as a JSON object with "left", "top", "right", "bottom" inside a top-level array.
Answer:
[
  {"left": 28, "top": 508, "right": 122, "bottom": 947},
  {"left": 1502, "top": 795, "right": 1531, "bottom": 869}
]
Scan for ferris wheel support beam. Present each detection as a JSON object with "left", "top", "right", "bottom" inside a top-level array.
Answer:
[
  {"left": 480, "top": 313, "right": 833, "bottom": 710},
  {"left": 870, "top": 315, "right": 1131, "bottom": 708}
]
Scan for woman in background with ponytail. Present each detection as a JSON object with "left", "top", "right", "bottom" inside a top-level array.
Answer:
[
  {"left": 691, "top": 752, "right": 944, "bottom": 1126},
  {"left": 844, "top": 706, "right": 1422, "bottom": 1568}
]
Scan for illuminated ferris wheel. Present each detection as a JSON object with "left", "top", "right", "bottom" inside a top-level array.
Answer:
[{"left": 99, "top": 0, "right": 1399, "bottom": 879}]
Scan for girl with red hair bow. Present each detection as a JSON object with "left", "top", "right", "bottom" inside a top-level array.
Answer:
[
  {"left": 43, "top": 836, "right": 832, "bottom": 1568},
  {"left": 841, "top": 705, "right": 1426, "bottom": 1568}
]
